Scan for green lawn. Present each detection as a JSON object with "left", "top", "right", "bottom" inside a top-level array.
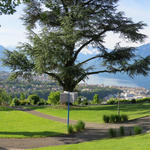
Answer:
[
  {"left": 29, "top": 103, "right": 150, "bottom": 123},
  {"left": 32, "top": 133, "right": 150, "bottom": 150},
  {"left": 0, "top": 107, "right": 66, "bottom": 138}
]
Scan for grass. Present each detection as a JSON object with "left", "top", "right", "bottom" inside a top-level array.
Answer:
[
  {"left": 0, "top": 107, "right": 66, "bottom": 138},
  {"left": 31, "top": 133, "right": 150, "bottom": 150},
  {"left": 26, "top": 103, "right": 150, "bottom": 123}
]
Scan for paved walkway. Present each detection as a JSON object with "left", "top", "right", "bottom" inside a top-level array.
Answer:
[{"left": 0, "top": 109, "right": 150, "bottom": 150}]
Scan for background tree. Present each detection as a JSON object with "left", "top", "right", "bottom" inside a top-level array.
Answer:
[{"left": 2, "top": 0, "right": 150, "bottom": 92}]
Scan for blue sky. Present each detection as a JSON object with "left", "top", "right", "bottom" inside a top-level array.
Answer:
[{"left": 0, "top": 0, "right": 150, "bottom": 50}]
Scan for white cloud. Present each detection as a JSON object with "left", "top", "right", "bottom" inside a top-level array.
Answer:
[{"left": 81, "top": 47, "right": 99, "bottom": 55}]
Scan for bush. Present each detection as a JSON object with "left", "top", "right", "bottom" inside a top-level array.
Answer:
[
  {"left": 10, "top": 97, "right": 20, "bottom": 106},
  {"left": 19, "top": 99, "right": 30, "bottom": 106},
  {"left": 106, "top": 98, "right": 118, "bottom": 104},
  {"left": 67, "top": 125, "right": 74, "bottom": 134},
  {"left": 131, "top": 99, "right": 136, "bottom": 104},
  {"left": 103, "top": 114, "right": 128, "bottom": 123},
  {"left": 109, "top": 128, "right": 117, "bottom": 137},
  {"left": 47, "top": 91, "right": 60, "bottom": 105},
  {"left": 110, "top": 115, "right": 116, "bottom": 123},
  {"left": 119, "top": 126, "right": 125, "bottom": 136},
  {"left": 121, "top": 114, "right": 128, "bottom": 122},
  {"left": 92, "top": 94, "right": 99, "bottom": 104},
  {"left": 38, "top": 98, "right": 46, "bottom": 105},
  {"left": 74, "top": 120, "right": 85, "bottom": 132},
  {"left": 28, "top": 94, "right": 40, "bottom": 105},
  {"left": 103, "top": 115, "right": 110, "bottom": 123},
  {"left": 134, "top": 126, "right": 142, "bottom": 135}
]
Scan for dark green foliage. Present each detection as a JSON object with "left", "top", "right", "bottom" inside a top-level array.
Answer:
[
  {"left": 119, "top": 126, "right": 125, "bottom": 136},
  {"left": 2, "top": 0, "right": 150, "bottom": 92},
  {"left": 129, "top": 129, "right": 132, "bottom": 136},
  {"left": 103, "top": 114, "right": 128, "bottom": 123},
  {"left": 131, "top": 99, "right": 136, "bottom": 104},
  {"left": 134, "top": 126, "right": 142, "bottom": 135},
  {"left": 67, "top": 125, "right": 74, "bottom": 134},
  {"left": 10, "top": 97, "right": 20, "bottom": 106},
  {"left": 103, "top": 115, "right": 110, "bottom": 123},
  {"left": 74, "top": 120, "right": 85, "bottom": 132},
  {"left": 109, "top": 128, "right": 117, "bottom": 138},
  {"left": 27, "top": 94, "right": 40, "bottom": 105},
  {"left": 121, "top": 114, "right": 128, "bottom": 122},
  {"left": 47, "top": 91, "right": 60, "bottom": 105}
]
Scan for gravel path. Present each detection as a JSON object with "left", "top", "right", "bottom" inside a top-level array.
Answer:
[{"left": 0, "top": 109, "right": 150, "bottom": 150}]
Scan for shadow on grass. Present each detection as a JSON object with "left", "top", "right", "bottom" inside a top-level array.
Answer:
[{"left": 0, "top": 131, "right": 65, "bottom": 137}]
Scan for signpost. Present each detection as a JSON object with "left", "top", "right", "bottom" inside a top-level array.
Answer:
[{"left": 67, "top": 92, "right": 70, "bottom": 130}]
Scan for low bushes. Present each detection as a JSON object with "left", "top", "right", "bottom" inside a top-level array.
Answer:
[
  {"left": 107, "top": 97, "right": 150, "bottom": 105},
  {"left": 103, "top": 114, "right": 128, "bottom": 123},
  {"left": 134, "top": 126, "right": 142, "bottom": 135},
  {"left": 67, "top": 125, "right": 74, "bottom": 134},
  {"left": 67, "top": 120, "right": 85, "bottom": 134},
  {"left": 109, "top": 128, "right": 117, "bottom": 137},
  {"left": 108, "top": 125, "right": 142, "bottom": 138}
]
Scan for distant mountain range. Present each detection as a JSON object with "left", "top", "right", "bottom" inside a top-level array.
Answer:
[{"left": 1, "top": 43, "right": 150, "bottom": 89}]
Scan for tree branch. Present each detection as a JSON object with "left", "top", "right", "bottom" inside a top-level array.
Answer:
[
  {"left": 44, "top": 72, "right": 64, "bottom": 86},
  {"left": 77, "top": 55, "right": 101, "bottom": 66},
  {"left": 74, "top": 28, "right": 109, "bottom": 61}
]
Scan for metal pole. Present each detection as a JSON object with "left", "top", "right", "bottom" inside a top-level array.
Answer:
[{"left": 67, "top": 92, "right": 70, "bottom": 130}]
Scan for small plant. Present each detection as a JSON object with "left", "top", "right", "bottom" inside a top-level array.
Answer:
[
  {"left": 134, "top": 126, "right": 142, "bottom": 135},
  {"left": 121, "top": 114, "right": 128, "bottom": 122},
  {"left": 110, "top": 115, "right": 116, "bottom": 123},
  {"left": 115, "top": 115, "right": 121, "bottom": 123},
  {"left": 119, "top": 126, "right": 125, "bottom": 136},
  {"left": 67, "top": 125, "right": 74, "bottom": 134},
  {"left": 109, "top": 128, "right": 117, "bottom": 137},
  {"left": 129, "top": 129, "right": 132, "bottom": 136},
  {"left": 103, "top": 115, "right": 110, "bottom": 123},
  {"left": 74, "top": 120, "right": 85, "bottom": 132}
]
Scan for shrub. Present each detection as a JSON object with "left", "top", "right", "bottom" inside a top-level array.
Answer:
[
  {"left": 38, "top": 98, "right": 46, "bottom": 105},
  {"left": 103, "top": 114, "right": 128, "bottom": 124},
  {"left": 103, "top": 115, "right": 110, "bottom": 123},
  {"left": 107, "top": 98, "right": 117, "bottom": 104},
  {"left": 131, "top": 99, "right": 136, "bottom": 104},
  {"left": 19, "top": 99, "right": 30, "bottom": 106},
  {"left": 67, "top": 125, "right": 74, "bottom": 134},
  {"left": 119, "top": 126, "right": 125, "bottom": 136},
  {"left": 47, "top": 91, "right": 60, "bottom": 105},
  {"left": 10, "top": 97, "right": 20, "bottom": 106},
  {"left": 110, "top": 115, "right": 116, "bottom": 123},
  {"left": 134, "top": 126, "right": 142, "bottom": 135},
  {"left": 74, "top": 120, "right": 85, "bottom": 132},
  {"left": 28, "top": 94, "right": 40, "bottom": 105},
  {"left": 121, "top": 114, "right": 128, "bottom": 122},
  {"left": 115, "top": 115, "right": 121, "bottom": 123},
  {"left": 109, "top": 128, "right": 117, "bottom": 137},
  {"left": 92, "top": 94, "right": 99, "bottom": 104}
]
